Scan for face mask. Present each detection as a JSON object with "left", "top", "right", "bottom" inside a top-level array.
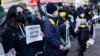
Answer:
[
  {"left": 53, "top": 11, "right": 58, "bottom": 17},
  {"left": 88, "top": 12, "right": 92, "bottom": 15},
  {"left": 59, "top": 12, "right": 66, "bottom": 18},
  {"left": 83, "top": 7, "right": 86, "bottom": 10},
  {"left": 16, "top": 14, "right": 26, "bottom": 23},
  {"left": 80, "top": 24, "right": 86, "bottom": 28},
  {"left": 80, "top": 13, "right": 85, "bottom": 18}
]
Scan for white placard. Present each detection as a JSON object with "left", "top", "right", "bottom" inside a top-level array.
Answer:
[{"left": 25, "top": 25, "right": 43, "bottom": 44}]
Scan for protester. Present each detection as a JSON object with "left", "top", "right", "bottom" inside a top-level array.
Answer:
[
  {"left": 85, "top": 8, "right": 94, "bottom": 22},
  {"left": 19, "top": 2, "right": 35, "bottom": 25},
  {"left": 76, "top": 22, "right": 90, "bottom": 56},
  {"left": 58, "top": 7, "right": 71, "bottom": 56},
  {"left": 75, "top": 9, "right": 87, "bottom": 32},
  {"left": 43, "top": 3, "right": 64, "bottom": 56},
  {"left": 2, "top": 5, "right": 44, "bottom": 56}
]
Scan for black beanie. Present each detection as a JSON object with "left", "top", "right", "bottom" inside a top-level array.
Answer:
[
  {"left": 58, "top": 2, "right": 62, "bottom": 7},
  {"left": 46, "top": 3, "right": 57, "bottom": 14}
]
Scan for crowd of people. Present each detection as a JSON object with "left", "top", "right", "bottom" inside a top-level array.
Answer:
[{"left": 0, "top": 0, "right": 99, "bottom": 56}]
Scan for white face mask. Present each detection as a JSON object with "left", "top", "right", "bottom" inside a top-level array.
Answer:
[{"left": 53, "top": 11, "right": 58, "bottom": 17}]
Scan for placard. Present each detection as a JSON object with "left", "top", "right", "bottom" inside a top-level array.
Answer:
[{"left": 25, "top": 25, "right": 43, "bottom": 44}]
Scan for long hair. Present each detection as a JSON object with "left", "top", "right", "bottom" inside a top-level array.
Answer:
[
  {"left": 6, "top": 5, "right": 28, "bottom": 28},
  {"left": 58, "top": 7, "right": 69, "bottom": 20}
]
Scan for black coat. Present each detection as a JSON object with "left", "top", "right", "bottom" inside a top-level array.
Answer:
[
  {"left": 77, "top": 27, "right": 90, "bottom": 42},
  {"left": 2, "top": 25, "right": 43, "bottom": 56}
]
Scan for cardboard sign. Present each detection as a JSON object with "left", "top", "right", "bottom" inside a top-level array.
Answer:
[{"left": 25, "top": 25, "right": 43, "bottom": 44}]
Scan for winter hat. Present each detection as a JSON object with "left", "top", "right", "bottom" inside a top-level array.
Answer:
[
  {"left": 78, "top": 10, "right": 85, "bottom": 15},
  {"left": 46, "top": 3, "right": 57, "bottom": 14},
  {"left": 57, "top": 2, "right": 62, "bottom": 7}
]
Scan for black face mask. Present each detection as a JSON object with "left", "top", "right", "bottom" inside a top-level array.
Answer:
[{"left": 16, "top": 13, "right": 26, "bottom": 24}]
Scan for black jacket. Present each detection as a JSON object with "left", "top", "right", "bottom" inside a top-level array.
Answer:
[
  {"left": 77, "top": 27, "right": 89, "bottom": 41},
  {"left": 2, "top": 25, "right": 43, "bottom": 56}
]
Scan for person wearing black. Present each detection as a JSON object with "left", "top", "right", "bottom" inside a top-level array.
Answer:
[
  {"left": 76, "top": 22, "right": 90, "bottom": 56},
  {"left": 69, "top": 4, "right": 77, "bottom": 21},
  {"left": 85, "top": 8, "right": 94, "bottom": 22},
  {"left": 2, "top": 5, "right": 44, "bottom": 56}
]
